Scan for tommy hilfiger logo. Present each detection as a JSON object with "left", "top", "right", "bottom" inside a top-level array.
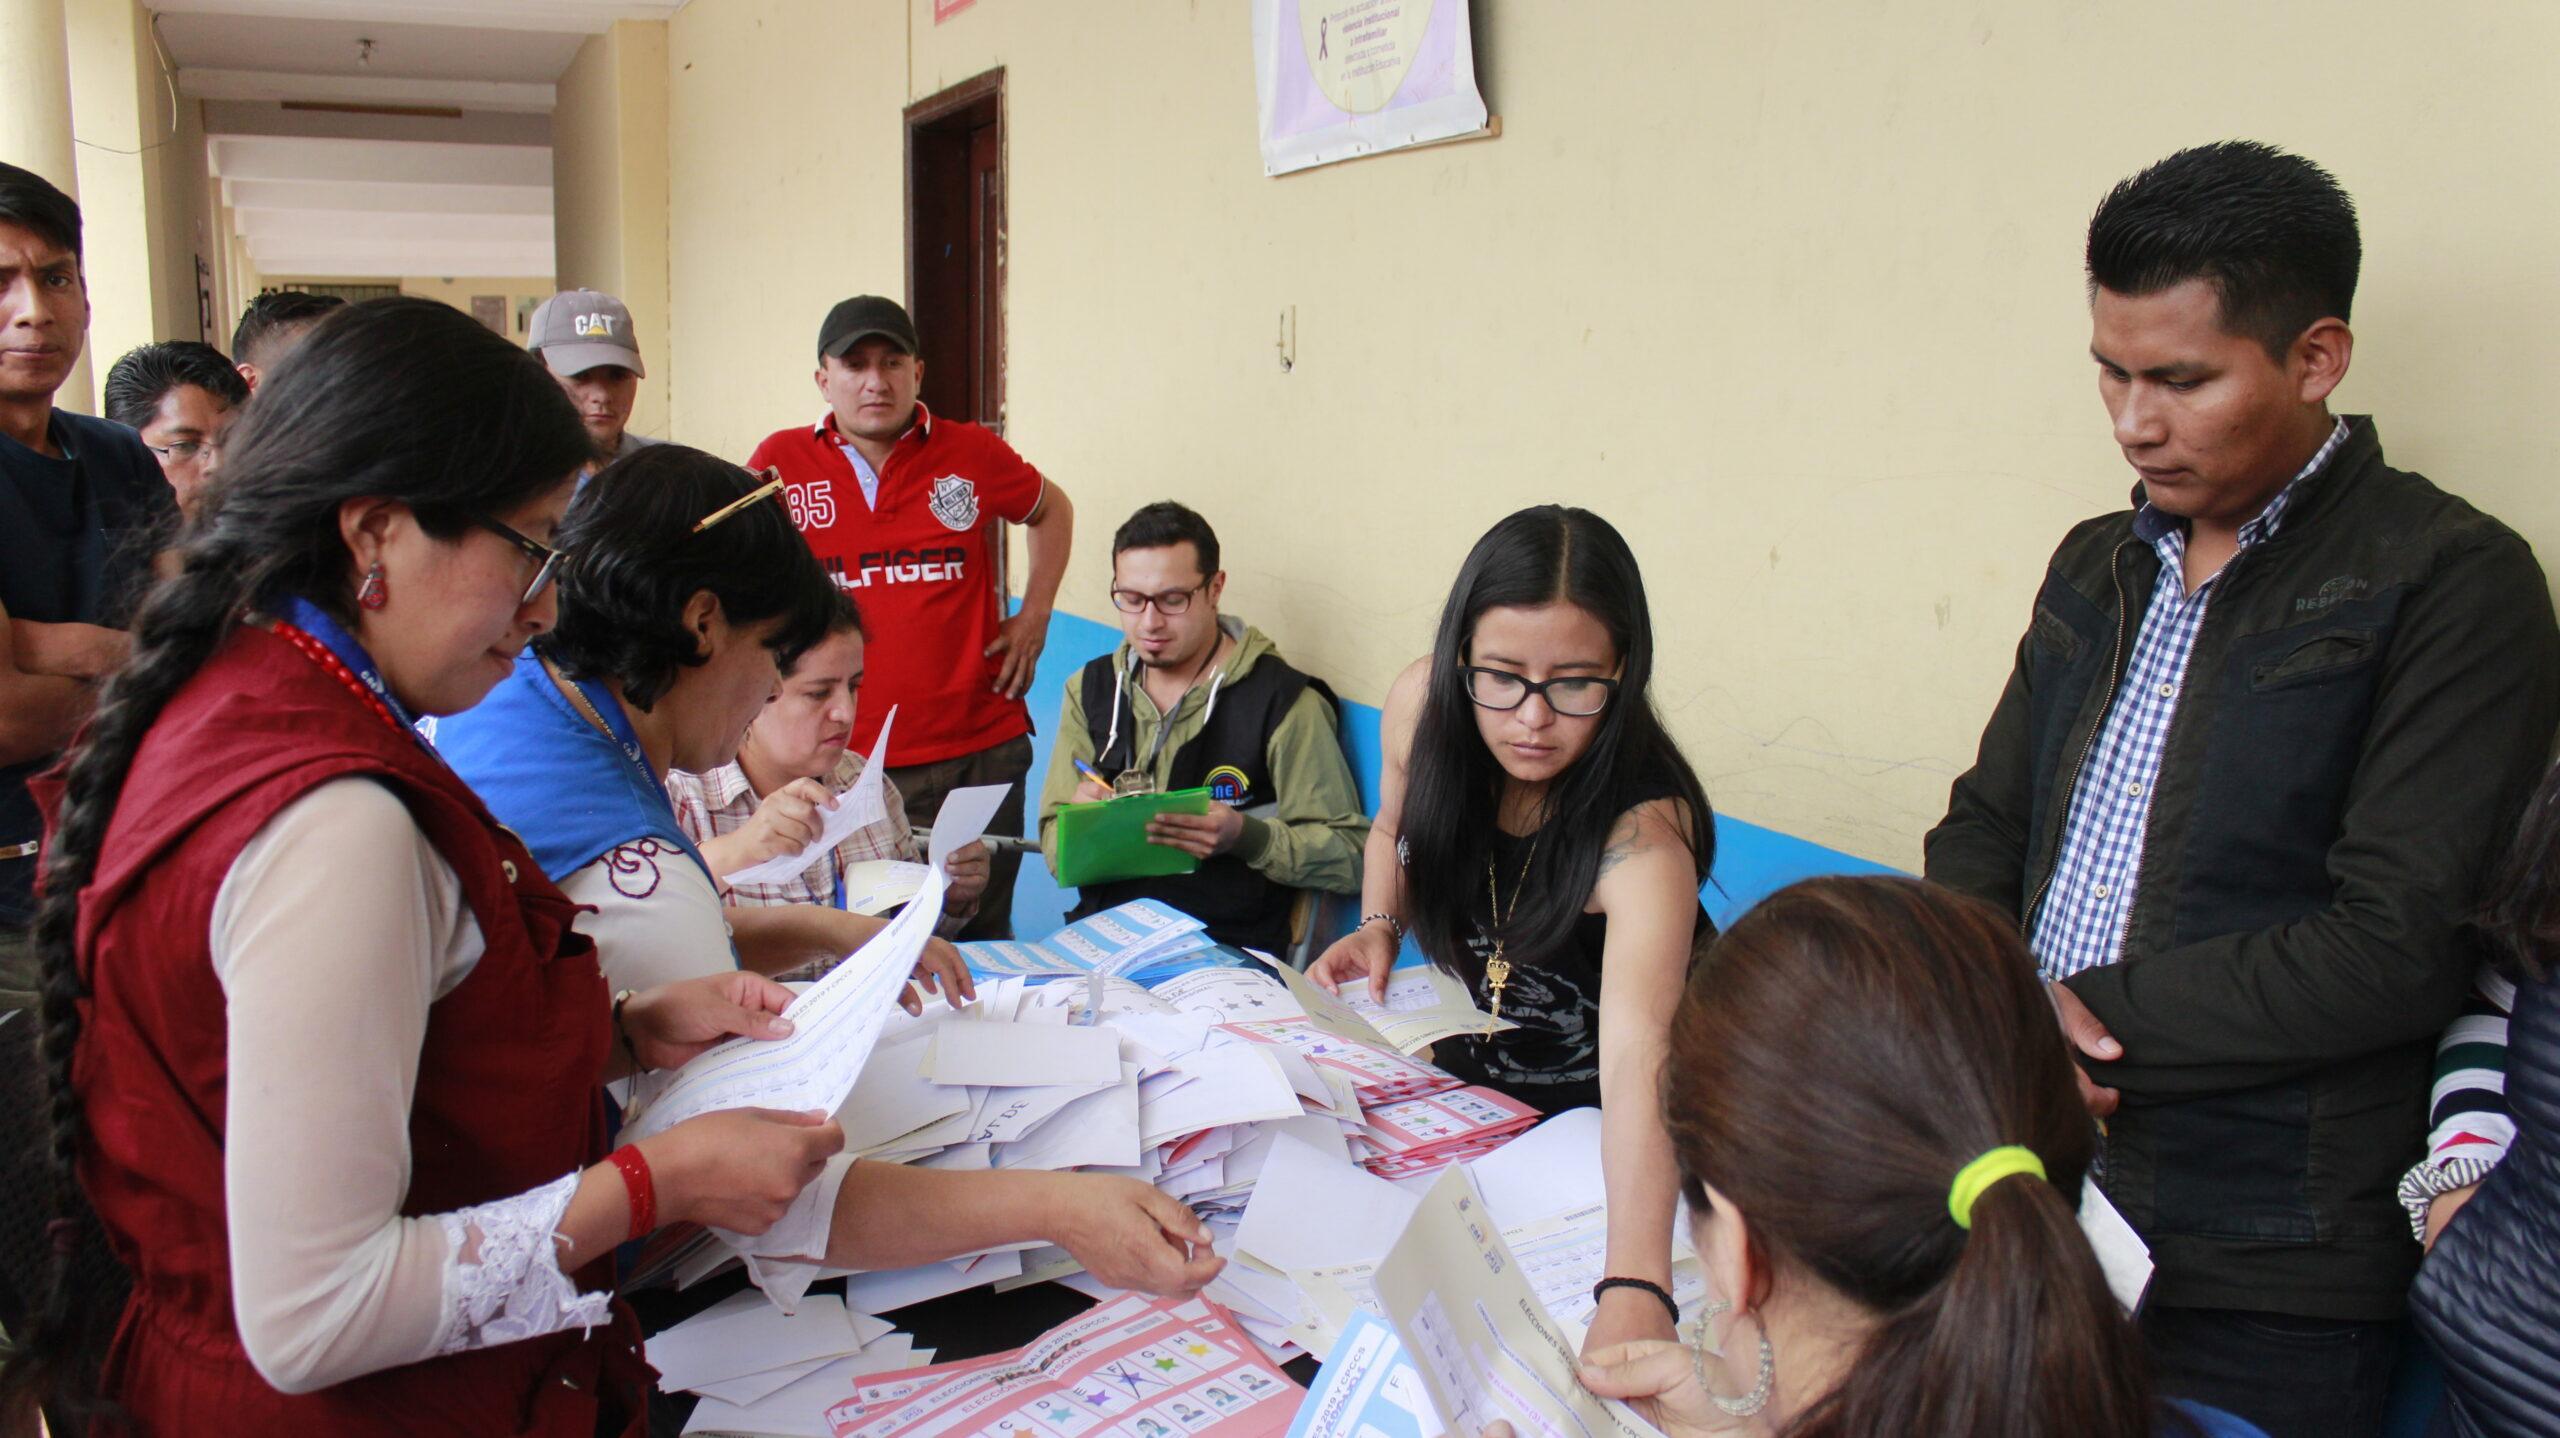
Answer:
[
  {"left": 824, "top": 546, "right": 969, "bottom": 589},
  {"left": 2295, "top": 574, "right": 2372, "bottom": 613},
  {"left": 928, "top": 475, "right": 980, "bottom": 531}
]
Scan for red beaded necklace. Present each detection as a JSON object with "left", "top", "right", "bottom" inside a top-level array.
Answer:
[{"left": 269, "top": 619, "right": 409, "bottom": 739}]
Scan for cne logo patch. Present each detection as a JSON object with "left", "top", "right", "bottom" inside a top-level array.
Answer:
[{"left": 1205, "top": 765, "right": 1251, "bottom": 806}]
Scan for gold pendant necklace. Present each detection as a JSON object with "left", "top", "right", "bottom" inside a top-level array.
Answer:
[{"left": 1483, "top": 833, "right": 1538, "bottom": 1020}]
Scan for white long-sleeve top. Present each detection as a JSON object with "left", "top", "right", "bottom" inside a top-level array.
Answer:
[{"left": 210, "top": 777, "right": 608, "bottom": 1394}]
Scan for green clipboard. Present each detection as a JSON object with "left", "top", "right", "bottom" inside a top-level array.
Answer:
[{"left": 1052, "top": 786, "right": 1215, "bottom": 886}]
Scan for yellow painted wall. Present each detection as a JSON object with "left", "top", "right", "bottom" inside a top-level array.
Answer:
[
  {"left": 391, "top": 275, "right": 561, "bottom": 344},
  {"left": 553, "top": 19, "right": 672, "bottom": 440},
  {"left": 663, "top": 0, "right": 2560, "bottom": 867},
  {"left": 66, "top": 0, "right": 188, "bottom": 403},
  {"left": 150, "top": 90, "right": 212, "bottom": 346}
]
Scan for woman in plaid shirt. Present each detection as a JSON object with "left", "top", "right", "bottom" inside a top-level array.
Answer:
[{"left": 667, "top": 590, "right": 989, "bottom": 935}]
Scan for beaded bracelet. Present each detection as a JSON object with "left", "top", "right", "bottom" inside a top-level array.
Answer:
[{"left": 1359, "top": 912, "right": 1406, "bottom": 944}]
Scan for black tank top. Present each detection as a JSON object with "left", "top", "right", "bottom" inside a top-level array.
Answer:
[{"left": 1429, "top": 782, "right": 1712, "bottom": 1113}]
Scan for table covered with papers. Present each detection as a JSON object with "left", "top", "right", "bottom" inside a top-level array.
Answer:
[{"left": 635, "top": 901, "right": 1706, "bottom": 1438}]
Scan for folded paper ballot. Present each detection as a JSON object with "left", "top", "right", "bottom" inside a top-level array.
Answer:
[
  {"left": 823, "top": 1294, "right": 1292, "bottom": 1438},
  {"left": 1286, "top": 1311, "right": 1446, "bottom": 1438},
  {"left": 624, "top": 862, "right": 950, "bottom": 1144},
  {"left": 838, "top": 859, "right": 931, "bottom": 916},
  {"left": 727, "top": 708, "right": 898, "bottom": 888},
  {"left": 1265, "top": 954, "right": 1512, "bottom": 1057},
  {"left": 1374, "top": 1168, "right": 1665, "bottom": 1438},
  {"left": 961, "top": 899, "right": 1218, "bottom": 979}
]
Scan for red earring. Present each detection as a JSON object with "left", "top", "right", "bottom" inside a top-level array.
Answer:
[{"left": 357, "top": 564, "right": 388, "bottom": 610}]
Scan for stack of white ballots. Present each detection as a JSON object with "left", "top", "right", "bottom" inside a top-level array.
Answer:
[
  {"left": 646, "top": 1288, "right": 934, "bottom": 1437},
  {"left": 690, "top": 951, "right": 1519, "bottom": 1363}
]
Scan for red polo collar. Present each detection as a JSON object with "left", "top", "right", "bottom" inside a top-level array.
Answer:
[{"left": 813, "top": 400, "right": 934, "bottom": 447}]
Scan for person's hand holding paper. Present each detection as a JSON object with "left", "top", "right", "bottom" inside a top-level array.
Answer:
[
  {"left": 618, "top": 969, "right": 802, "bottom": 1073},
  {"left": 707, "top": 776, "right": 834, "bottom": 878},
  {"left": 724, "top": 707, "right": 899, "bottom": 888}
]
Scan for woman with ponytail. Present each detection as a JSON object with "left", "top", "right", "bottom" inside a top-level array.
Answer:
[
  {"left": 1565, "top": 876, "right": 2261, "bottom": 1438},
  {"left": 0, "top": 297, "right": 849, "bottom": 1435},
  {"left": 1308, "top": 505, "right": 1714, "bottom": 1357}
]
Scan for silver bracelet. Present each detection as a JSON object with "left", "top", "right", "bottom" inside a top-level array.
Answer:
[{"left": 1359, "top": 912, "right": 1405, "bottom": 944}]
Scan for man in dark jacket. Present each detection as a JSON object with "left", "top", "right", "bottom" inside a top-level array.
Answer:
[{"left": 1926, "top": 141, "right": 2560, "bottom": 1438}]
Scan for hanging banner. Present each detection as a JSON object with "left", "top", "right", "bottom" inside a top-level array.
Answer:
[{"left": 1252, "top": 0, "right": 1488, "bottom": 177}]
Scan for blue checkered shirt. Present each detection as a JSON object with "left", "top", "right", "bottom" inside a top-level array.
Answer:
[{"left": 2031, "top": 420, "right": 2351, "bottom": 979}]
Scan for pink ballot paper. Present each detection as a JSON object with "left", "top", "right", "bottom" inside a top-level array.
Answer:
[{"left": 824, "top": 1295, "right": 1296, "bottom": 1438}]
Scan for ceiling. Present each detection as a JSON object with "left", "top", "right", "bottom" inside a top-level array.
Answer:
[{"left": 156, "top": 0, "right": 686, "bottom": 279}]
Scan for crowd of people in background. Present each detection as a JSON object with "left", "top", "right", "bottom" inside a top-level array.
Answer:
[{"left": 0, "top": 131, "right": 2553, "bottom": 1438}]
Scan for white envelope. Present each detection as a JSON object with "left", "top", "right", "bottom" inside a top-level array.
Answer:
[
  {"left": 644, "top": 1293, "right": 867, "bottom": 1393},
  {"left": 679, "top": 1338, "right": 924, "bottom": 1437},
  {"left": 837, "top": 1033, "right": 971, "bottom": 1155},
  {"left": 926, "top": 782, "right": 1013, "bottom": 868},
  {"left": 1233, "top": 1133, "right": 1421, "bottom": 1273},
  {"left": 1138, "top": 1042, "right": 1303, "bottom": 1147},
  {"left": 925, "top": 1019, "right": 1122, "bottom": 1088},
  {"left": 991, "top": 1071, "right": 1142, "bottom": 1170}
]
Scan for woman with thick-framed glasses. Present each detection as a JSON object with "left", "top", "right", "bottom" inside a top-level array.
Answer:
[
  {"left": 1308, "top": 504, "right": 1717, "bottom": 1364},
  {"left": 6, "top": 298, "right": 848, "bottom": 1434}
]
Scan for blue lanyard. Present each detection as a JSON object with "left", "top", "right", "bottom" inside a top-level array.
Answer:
[
  {"left": 833, "top": 870, "right": 847, "bottom": 910},
  {"left": 543, "top": 655, "right": 669, "bottom": 805},
  {"left": 274, "top": 595, "right": 437, "bottom": 756}
]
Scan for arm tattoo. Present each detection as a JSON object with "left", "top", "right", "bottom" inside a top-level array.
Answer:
[{"left": 1596, "top": 816, "right": 1651, "bottom": 880}]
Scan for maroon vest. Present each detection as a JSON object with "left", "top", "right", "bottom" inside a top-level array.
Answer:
[{"left": 53, "top": 625, "right": 647, "bottom": 1435}]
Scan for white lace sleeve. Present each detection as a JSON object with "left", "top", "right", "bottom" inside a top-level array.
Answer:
[{"left": 431, "top": 1172, "right": 614, "bottom": 1354}]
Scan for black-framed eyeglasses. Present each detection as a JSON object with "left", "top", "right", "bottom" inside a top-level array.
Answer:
[
  {"left": 143, "top": 437, "right": 217, "bottom": 462},
  {"left": 1110, "top": 580, "right": 1210, "bottom": 616},
  {"left": 1461, "top": 666, "right": 1619, "bottom": 717},
  {"left": 473, "top": 512, "right": 565, "bottom": 606}
]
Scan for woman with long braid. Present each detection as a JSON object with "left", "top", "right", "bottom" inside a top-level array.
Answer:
[{"left": 0, "top": 298, "right": 843, "bottom": 1435}]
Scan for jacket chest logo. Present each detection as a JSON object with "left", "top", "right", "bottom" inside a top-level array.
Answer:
[
  {"left": 928, "top": 475, "right": 980, "bottom": 531},
  {"left": 2294, "top": 574, "right": 2371, "bottom": 614},
  {"left": 1205, "top": 764, "right": 1251, "bottom": 806}
]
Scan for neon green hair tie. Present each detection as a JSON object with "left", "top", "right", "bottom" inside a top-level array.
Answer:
[{"left": 1947, "top": 1145, "right": 2047, "bottom": 1230}]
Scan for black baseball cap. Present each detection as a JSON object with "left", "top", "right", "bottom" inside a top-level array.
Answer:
[{"left": 818, "top": 295, "right": 920, "bottom": 360}]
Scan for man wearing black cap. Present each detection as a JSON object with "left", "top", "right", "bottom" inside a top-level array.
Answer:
[{"left": 748, "top": 295, "right": 1075, "bottom": 940}]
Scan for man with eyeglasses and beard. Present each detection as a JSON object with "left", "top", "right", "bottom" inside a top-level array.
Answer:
[{"left": 1038, "top": 501, "right": 1367, "bottom": 954}]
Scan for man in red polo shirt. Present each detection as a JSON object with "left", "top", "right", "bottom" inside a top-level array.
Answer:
[{"left": 749, "top": 295, "right": 1074, "bottom": 939}]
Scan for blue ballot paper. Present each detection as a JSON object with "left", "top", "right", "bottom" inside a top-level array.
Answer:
[
  {"left": 959, "top": 898, "right": 1221, "bottom": 980},
  {"left": 1287, "top": 1310, "right": 1445, "bottom": 1438}
]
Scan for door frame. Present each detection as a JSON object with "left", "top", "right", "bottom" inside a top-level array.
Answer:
[{"left": 902, "top": 66, "right": 1006, "bottom": 428}]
